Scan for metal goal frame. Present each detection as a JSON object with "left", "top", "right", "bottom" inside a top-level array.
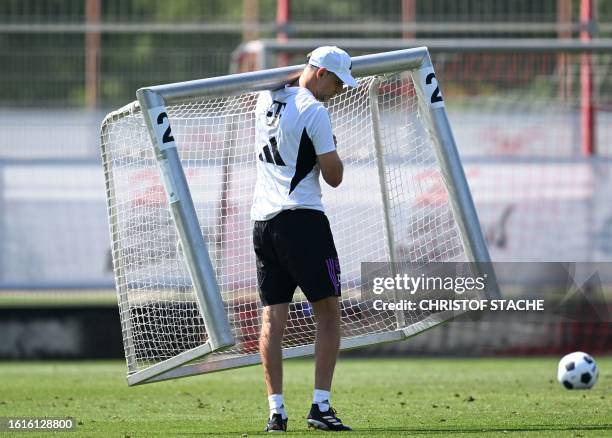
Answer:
[{"left": 101, "top": 46, "right": 497, "bottom": 385}]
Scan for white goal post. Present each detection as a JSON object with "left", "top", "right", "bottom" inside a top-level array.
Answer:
[{"left": 101, "top": 47, "right": 498, "bottom": 386}]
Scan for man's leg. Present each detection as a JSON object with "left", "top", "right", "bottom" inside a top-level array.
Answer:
[
  {"left": 260, "top": 303, "right": 290, "bottom": 395},
  {"left": 260, "top": 303, "right": 290, "bottom": 432},
  {"left": 307, "top": 296, "right": 351, "bottom": 431},
  {"left": 310, "top": 296, "right": 341, "bottom": 391}
]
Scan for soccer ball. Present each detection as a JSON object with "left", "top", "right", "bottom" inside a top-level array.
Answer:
[{"left": 557, "top": 352, "right": 599, "bottom": 390}]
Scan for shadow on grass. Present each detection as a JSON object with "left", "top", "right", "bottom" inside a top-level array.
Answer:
[
  {"left": 354, "top": 424, "right": 612, "bottom": 435},
  {"left": 166, "top": 423, "right": 612, "bottom": 436}
]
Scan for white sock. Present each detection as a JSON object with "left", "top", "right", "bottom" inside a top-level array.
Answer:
[
  {"left": 268, "top": 394, "right": 287, "bottom": 419},
  {"left": 313, "top": 389, "right": 330, "bottom": 412}
]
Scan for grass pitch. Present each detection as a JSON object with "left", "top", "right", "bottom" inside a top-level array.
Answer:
[{"left": 0, "top": 357, "right": 610, "bottom": 437}]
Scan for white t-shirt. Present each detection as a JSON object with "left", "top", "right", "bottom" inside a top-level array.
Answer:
[{"left": 250, "top": 86, "right": 336, "bottom": 221}]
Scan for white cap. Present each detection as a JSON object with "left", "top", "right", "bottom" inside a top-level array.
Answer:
[{"left": 308, "top": 46, "right": 358, "bottom": 88}]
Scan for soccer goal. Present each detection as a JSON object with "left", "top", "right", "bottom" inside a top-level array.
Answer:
[{"left": 101, "top": 47, "right": 497, "bottom": 386}]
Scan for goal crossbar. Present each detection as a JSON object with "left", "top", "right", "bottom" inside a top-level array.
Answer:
[{"left": 141, "top": 47, "right": 428, "bottom": 105}]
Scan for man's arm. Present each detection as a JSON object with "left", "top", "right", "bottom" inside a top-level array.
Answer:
[
  {"left": 309, "top": 108, "right": 343, "bottom": 187},
  {"left": 318, "top": 150, "right": 343, "bottom": 188}
]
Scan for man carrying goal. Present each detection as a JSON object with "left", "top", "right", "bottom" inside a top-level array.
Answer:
[{"left": 251, "top": 46, "right": 357, "bottom": 432}]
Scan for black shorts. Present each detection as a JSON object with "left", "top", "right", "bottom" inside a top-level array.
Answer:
[{"left": 253, "top": 209, "right": 341, "bottom": 306}]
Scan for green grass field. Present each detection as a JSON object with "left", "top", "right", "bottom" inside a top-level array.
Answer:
[{"left": 0, "top": 357, "right": 610, "bottom": 437}]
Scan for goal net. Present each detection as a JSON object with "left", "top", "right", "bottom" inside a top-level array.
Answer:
[{"left": 101, "top": 47, "right": 494, "bottom": 385}]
